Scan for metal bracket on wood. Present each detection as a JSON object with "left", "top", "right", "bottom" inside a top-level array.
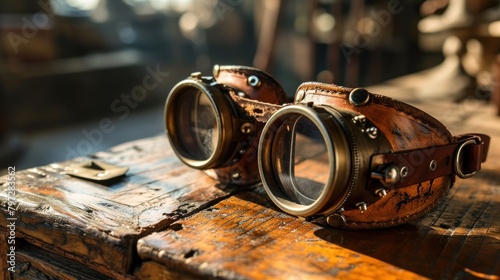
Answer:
[{"left": 64, "top": 160, "right": 128, "bottom": 182}]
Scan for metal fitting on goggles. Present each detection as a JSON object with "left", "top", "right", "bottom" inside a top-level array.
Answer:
[{"left": 165, "top": 65, "right": 490, "bottom": 229}]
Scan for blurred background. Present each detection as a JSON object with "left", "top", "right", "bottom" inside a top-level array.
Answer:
[{"left": 1, "top": 0, "right": 499, "bottom": 170}]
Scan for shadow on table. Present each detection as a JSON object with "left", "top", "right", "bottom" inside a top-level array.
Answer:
[{"left": 314, "top": 217, "right": 499, "bottom": 279}]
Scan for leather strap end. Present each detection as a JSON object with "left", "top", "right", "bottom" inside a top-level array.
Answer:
[
  {"left": 371, "top": 133, "right": 490, "bottom": 189},
  {"left": 459, "top": 133, "right": 490, "bottom": 174}
]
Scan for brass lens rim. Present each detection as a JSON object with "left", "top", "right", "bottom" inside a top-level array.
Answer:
[
  {"left": 165, "top": 79, "right": 234, "bottom": 169},
  {"left": 258, "top": 105, "right": 351, "bottom": 217}
]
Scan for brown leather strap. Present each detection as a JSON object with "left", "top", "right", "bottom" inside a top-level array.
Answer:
[
  {"left": 214, "top": 65, "right": 288, "bottom": 105},
  {"left": 228, "top": 90, "right": 490, "bottom": 187},
  {"left": 371, "top": 134, "right": 490, "bottom": 189},
  {"left": 229, "top": 91, "right": 283, "bottom": 122}
]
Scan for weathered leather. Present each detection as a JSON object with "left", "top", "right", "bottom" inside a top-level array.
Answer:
[
  {"left": 230, "top": 79, "right": 490, "bottom": 228},
  {"left": 213, "top": 65, "right": 288, "bottom": 104},
  {"left": 371, "top": 133, "right": 490, "bottom": 189}
]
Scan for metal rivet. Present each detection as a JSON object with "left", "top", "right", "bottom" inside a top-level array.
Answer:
[
  {"left": 366, "top": 127, "right": 378, "bottom": 139},
  {"left": 190, "top": 72, "right": 202, "bottom": 79},
  {"left": 239, "top": 149, "right": 246, "bottom": 154},
  {"left": 375, "top": 188, "right": 388, "bottom": 197},
  {"left": 212, "top": 64, "right": 220, "bottom": 78},
  {"left": 231, "top": 172, "right": 241, "bottom": 180},
  {"left": 371, "top": 163, "right": 399, "bottom": 186},
  {"left": 349, "top": 88, "right": 370, "bottom": 106},
  {"left": 429, "top": 160, "right": 437, "bottom": 171},
  {"left": 326, "top": 213, "right": 346, "bottom": 228},
  {"left": 356, "top": 202, "right": 368, "bottom": 213},
  {"left": 247, "top": 75, "right": 261, "bottom": 87},
  {"left": 400, "top": 166, "right": 409, "bottom": 178},
  {"left": 240, "top": 123, "right": 255, "bottom": 134},
  {"left": 295, "top": 90, "right": 305, "bottom": 102},
  {"left": 232, "top": 158, "right": 239, "bottom": 163},
  {"left": 352, "top": 115, "right": 366, "bottom": 125}
]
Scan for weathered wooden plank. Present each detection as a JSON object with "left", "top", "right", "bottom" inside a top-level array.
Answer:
[
  {"left": 136, "top": 190, "right": 426, "bottom": 280},
  {"left": 13, "top": 242, "right": 112, "bottom": 280},
  {"left": 1, "top": 233, "right": 12, "bottom": 280},
  {"left": 136, "top": 134, "right": 499, "bottom": 280},
  {"left": 0, "top": 135, "right": 240, "bottom": 278},
  {"left": 135, "top": 261, "right": 201, "bottom": 280}
]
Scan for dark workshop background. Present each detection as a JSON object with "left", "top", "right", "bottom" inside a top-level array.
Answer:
[{"left": 0, "top": 0, "right": 499, "bottom": 171}]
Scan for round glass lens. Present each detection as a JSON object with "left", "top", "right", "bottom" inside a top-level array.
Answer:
[
  {"left": 271, "top": 115, "right": 331, "bottom": 206},
  {"left": 173, "top": 87, "right": 220, "bottom": 161}
]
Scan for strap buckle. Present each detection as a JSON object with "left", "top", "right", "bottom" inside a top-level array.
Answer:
[
  {"left": 454, "top": 139, "right": 479, "bottom": 179},
  {"left": 453, "top": 133, "right": 490, "bottom": 179},
  {"left": 370, "top": 133, "right": 490, "bottom": 189}
]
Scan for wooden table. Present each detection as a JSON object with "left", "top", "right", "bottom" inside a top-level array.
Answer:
[{"left": 1, "top": 76, "right": 499, "bottom": 279}]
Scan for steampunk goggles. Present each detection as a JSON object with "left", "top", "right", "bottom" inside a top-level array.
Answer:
[{"left": 165, "top": 65, "right": 490, "bottom": 229}]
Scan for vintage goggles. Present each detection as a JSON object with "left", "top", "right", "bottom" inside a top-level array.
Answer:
[{"left": 165, "top": 65, "right": 490, "bottom": 229}]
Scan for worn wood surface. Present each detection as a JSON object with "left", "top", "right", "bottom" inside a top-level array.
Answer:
[
  {"left": 0, "top": 136, "right": 240, "bottom": 279},
  {"left": 136, "top": 191, "right": 425, "bottom": 279},
  {"left": 1, "top": 71, "right": 499, "bottom": 279},
  {"left": 14, "top": 242, "right": 112, "bottom": 280},
  {"left": 136, "top": 167, "right": 499, "bottom": 279},
  {"left": 136, "top": 82, "right": 500, "bottom": 279}
]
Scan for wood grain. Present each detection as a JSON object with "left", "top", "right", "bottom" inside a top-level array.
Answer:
[
  {"left": 14, "top": 243, "right": 112, "bottom": 280},
  {"left": 136, "top": 190, "right": 426, "bottom": 279},
  {"left": 0, "top": 135, "right": 240, "bottom": 278},
  {"left": 1, "top": 233, "right": 12, "bottom": 280},
  {"left": 136, "top": 161, "right": 499, "bottom": 279},
  {"left": 0, "top": 71, "right": 499, "bottom": 279}
]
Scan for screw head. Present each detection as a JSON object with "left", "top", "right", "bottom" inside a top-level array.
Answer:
[
  {"left": 212, "top": 64, "right": 220, "bottom": 78},
  {"left": 375, "top": 188, "right": 388, "bottom": 197},
  {"left": 240, "top": 123, "right": 255, "bottom": 134},
  {"left": 190, "top": 72, "right": 202, "bottom": 79},
  {"left": 349, "top": 88, "right": 370, "bottom": 106},
  {"left": 366, "top": 127, "right": 378, "bottom": 139},
  {"left": 356, "top": 202, "right": 368, "bottom": 212},
  {"left": 326, "top": 213, "right": 346, "bottom": 228},
  {"left": 352, "top": 115, "right": 366, "bottom": 125}
]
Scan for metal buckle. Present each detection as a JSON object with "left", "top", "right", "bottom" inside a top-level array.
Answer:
[
  {"left": 454, "top": 139, "right": 477, "bottom": 179},
  {"left": 64, "top": 161, "right": 128, "bottom": 182}
]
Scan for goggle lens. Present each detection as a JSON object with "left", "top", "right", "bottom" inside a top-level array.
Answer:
[
  {"left": 169, "top": 86, "right": 220, "bottom": 162},
  {"left": 271, "top": 115, "right": 330, "bottom": 206}
]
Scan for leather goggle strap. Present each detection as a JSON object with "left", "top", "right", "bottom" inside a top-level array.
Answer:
[
  {"left": 229, "top": 91, "right": 283, "bottom": 122},
  {"left": 371, "top": 134, "right": 490, "bottom": 189},
  {"left": 229, "top": 91, "right": 490, "bottom": 186}
]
